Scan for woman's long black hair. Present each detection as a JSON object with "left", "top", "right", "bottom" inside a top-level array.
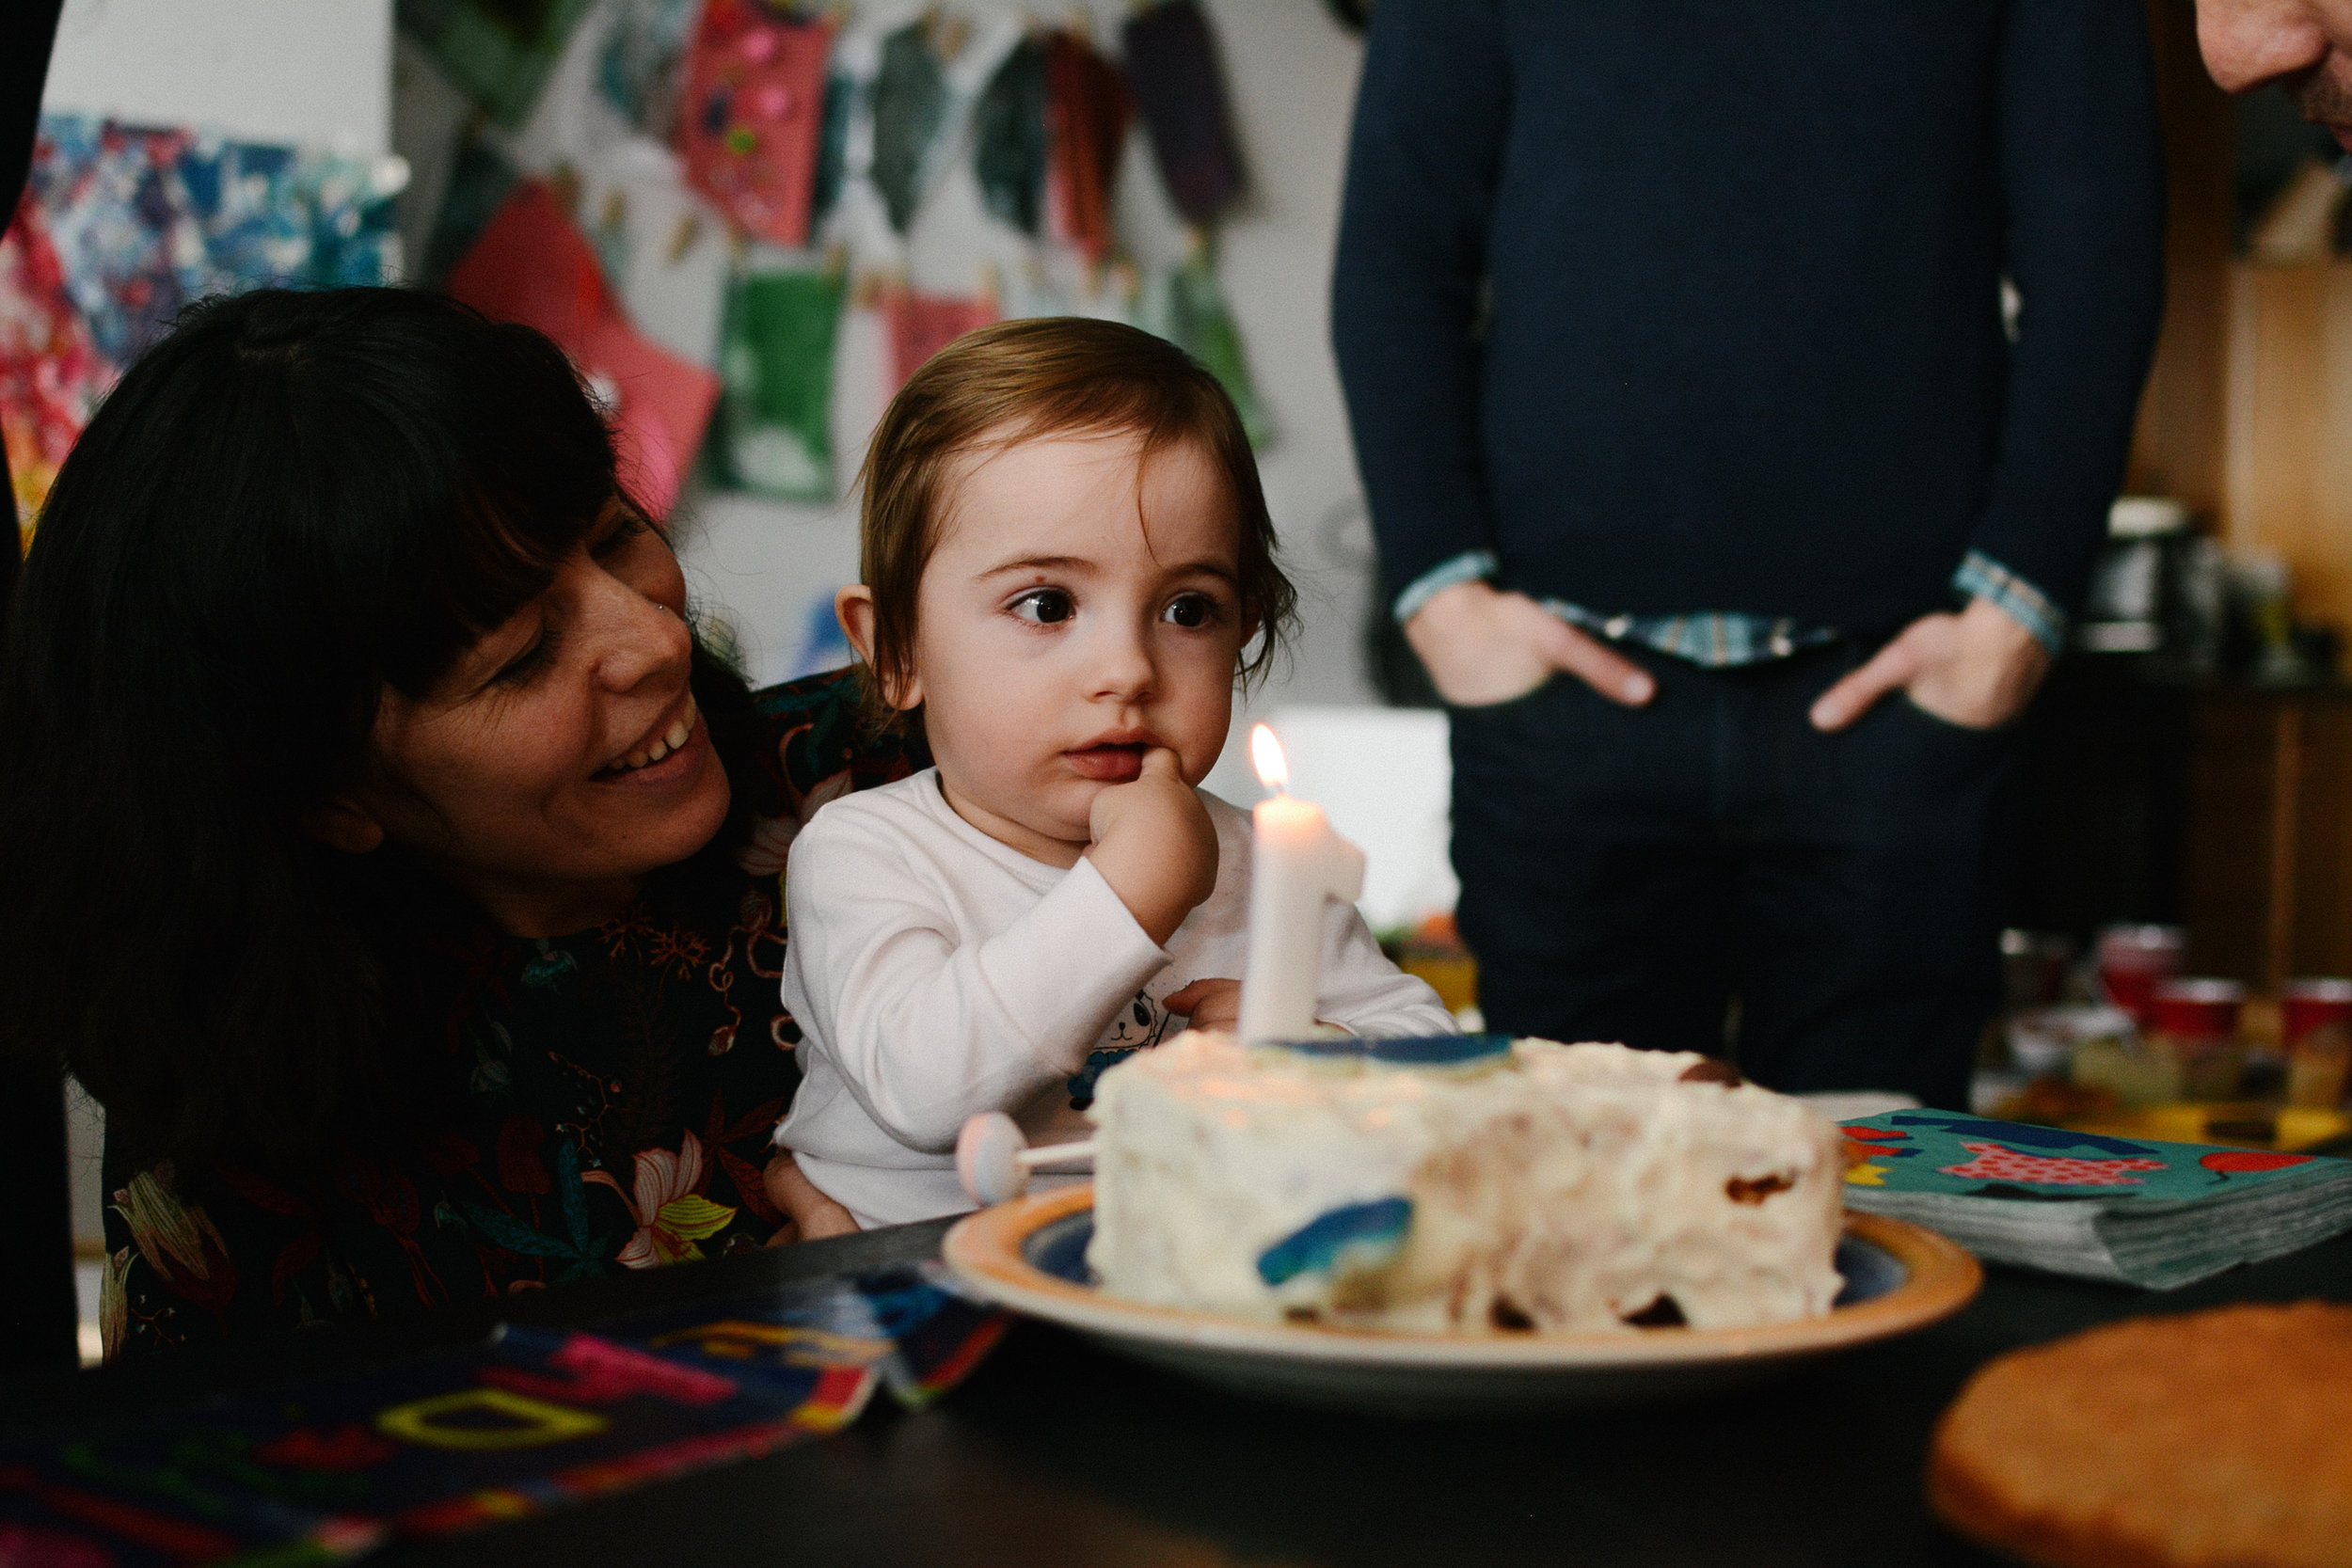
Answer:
[{"left": 0, "top": 288, "right": 756, "bottom": 1177}]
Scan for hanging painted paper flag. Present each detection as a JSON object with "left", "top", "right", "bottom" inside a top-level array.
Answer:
[
  {"left": 871, "top": 21, "right": 949, "bottom": 235},
  {"left": 716, "top": 266, "right": 846, "bottom": 502},
  {"left": 882, "top": 286, "right": 995, "bottom": 392},
  {"left": 677, "top": 0, "right": 834, "bottom": 249},
  {"left": 973, "top": 36, "right": 1047, "bottom": 236},
  {"left": 397, "top": 0, "right": 596, "bottom": 128},
  {"left": 445, "top": 180, "right": 721, "bottom": 519},
  {"left": 600, "top": 0, "right": 705, "bottom": 140},
  {"left": 810, "top": 73, "right": 856, "bottom": 228},
  {"left": 1120, "top": 0, "right": 1247, "bottom": 227},
  {"left": 1043, "top": 31, "right": 1131, "bottom": 265},
  {"left": 420, "top": 127, "right": 521, "bottom": 286},
  {"left": 1140, "top": 243, "right": 1268, "bottom": 447}
]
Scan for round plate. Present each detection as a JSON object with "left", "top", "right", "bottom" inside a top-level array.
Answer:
[{"left": 945, "top": 1184, "right": 1982, "bottom": 1415}]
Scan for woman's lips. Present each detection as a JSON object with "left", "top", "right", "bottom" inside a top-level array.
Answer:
[
  {"left": 1066, "top": 742, "right": 1147, "bottom": 783},
  {"left": 594, "top": 698, "right": 706, "bottom": 785}
]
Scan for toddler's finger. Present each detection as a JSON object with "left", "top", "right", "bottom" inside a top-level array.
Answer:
[
  {"left": 1138, "top": 745, "right": 1184, "bottom": 781},
  {"left": 1164, "top": 977, "right": 1230, "bottom": 1016}
]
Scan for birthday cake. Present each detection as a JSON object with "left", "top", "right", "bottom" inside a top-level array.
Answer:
[{"left": 1083, "top": 1031, "right": 1846, "bottom": 1333}]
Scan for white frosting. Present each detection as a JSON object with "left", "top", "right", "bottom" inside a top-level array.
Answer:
[{"left": 1084, "top": 1032, "right": 1846, "bottom": 1333}]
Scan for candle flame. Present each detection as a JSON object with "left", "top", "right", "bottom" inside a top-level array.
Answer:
[{"left": 1250, "top": 723, "right": 1289, "bottom": 793}]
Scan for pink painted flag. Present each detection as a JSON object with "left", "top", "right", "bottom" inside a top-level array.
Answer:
[
  {"left": 882, "top": 289, "right": 995, "bottom": 393},
  {"left": 444, "top": 180, "right": 719, "bottom": 520},
  {"left": 677, "top": 0, "right": 833, "bottom": 249}
]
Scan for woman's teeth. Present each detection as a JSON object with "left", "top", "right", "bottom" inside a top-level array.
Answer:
[{"left": 611, "top": 695, "right": 697, "bottom": 773}]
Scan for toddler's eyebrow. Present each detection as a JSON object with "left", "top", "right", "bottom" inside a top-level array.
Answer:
[
  {"left": 979, "top": 554, "right": 1094, "bottom": 578},
  {"left": 977, "top": 554, "right": 1238, "bottom": 583}
]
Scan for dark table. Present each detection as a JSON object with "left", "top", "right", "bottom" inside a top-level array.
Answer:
[{"left": 40, "top": 1218, "right": 2344, "bottom": 1568}]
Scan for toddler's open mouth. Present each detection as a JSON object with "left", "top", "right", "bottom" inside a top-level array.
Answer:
[{"left": 1067, "top": 739, "right": 1150, "bottom": 783}]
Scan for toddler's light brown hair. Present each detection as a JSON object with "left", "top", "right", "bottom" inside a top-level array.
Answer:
[{"left": 852, "top": 316, "right": 1295, "bottom": 730}]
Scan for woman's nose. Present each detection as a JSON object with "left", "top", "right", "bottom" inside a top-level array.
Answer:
[
  {"left": 2200, "top": 0, "right": 2330, "bottom": 93},
  {"left": 583, "top": 570, "right": 691, "bottom": 692}
]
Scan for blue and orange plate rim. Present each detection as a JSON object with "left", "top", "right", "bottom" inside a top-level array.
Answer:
[{"left": 945, "top": 1184, "right": 1983, "bottom": 1369}]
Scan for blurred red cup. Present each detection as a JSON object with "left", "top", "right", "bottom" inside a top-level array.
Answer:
[
  {"left": 2282, "top": 977, "right": 2352, "bottom": 1047},
  {"left": 2150, "top": 977, "right": 2246, "bottom": 1040},
  {"left": 2098, "top": 924, "right": 2185, "bottom": 1024},
  {"left": 2284, "top": 978, "right": 2352, "bottom": 1108}
]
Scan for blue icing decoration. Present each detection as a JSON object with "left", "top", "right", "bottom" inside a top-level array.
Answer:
[
  {"left": 1264, "top": 1036, "right": 1371, "bottom": 1059},
  {"left": 1255, "top": 1197, "right": 1414, "bottom": 1287},
  {"left": 1263, "top": 1033, "right": 1510, "bottom": 1067},
  {"left": 1368, "top": 1033, "right": 1511, "bottom": 1067}
]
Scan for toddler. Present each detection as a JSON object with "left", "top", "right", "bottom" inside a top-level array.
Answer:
[{"left": 772, "top": 318, "right": 1453, "bottom": 1228}]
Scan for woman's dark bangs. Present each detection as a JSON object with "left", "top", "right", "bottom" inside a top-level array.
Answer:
[{"left": 377, "top": 323, "right": 620, "bottom": 696}]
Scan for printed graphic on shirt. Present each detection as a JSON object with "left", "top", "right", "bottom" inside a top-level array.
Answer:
[{"left": 1067, "top": 988, "right": 1179, "bottom": 1110}]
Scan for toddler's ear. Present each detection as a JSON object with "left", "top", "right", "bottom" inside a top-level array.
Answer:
[{"left": 834, "top": 585, "right": 921, "bottom": 709}]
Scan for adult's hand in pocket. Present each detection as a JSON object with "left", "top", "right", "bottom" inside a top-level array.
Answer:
[
  {"left": 1404, "top": 581, "right": 1656, "bottom": 708},
  {"left": 1808, "top": 597, "right": 2052, "bottom": 733}
]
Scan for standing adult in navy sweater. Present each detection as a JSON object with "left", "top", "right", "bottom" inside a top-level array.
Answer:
[{"left": 1333, "top": 1, "right": 2165, "bottom": 1109}]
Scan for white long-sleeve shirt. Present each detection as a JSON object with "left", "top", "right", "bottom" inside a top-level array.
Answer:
[{"left": 774, "top": 769, "right": 1454, "bottom": 1227}]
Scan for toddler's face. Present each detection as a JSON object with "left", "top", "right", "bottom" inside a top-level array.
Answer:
[{"left": 906, "top": 427, "right": 1248, "bottom": 864}]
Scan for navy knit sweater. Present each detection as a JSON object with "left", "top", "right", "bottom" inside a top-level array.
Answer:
[{"left": 1332, "top": 0, "right": 2166, "bottom": 639}]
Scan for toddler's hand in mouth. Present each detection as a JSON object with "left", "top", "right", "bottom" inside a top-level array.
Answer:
[{"left": 1085, "top": 746, "right": 1218, "bottom": 944}]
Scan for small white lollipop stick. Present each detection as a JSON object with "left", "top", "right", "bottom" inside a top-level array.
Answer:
[{"left": 955, "top": 1112, "right": 1100, "bottom": 1205}]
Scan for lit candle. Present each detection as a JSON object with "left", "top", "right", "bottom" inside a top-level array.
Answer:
[{"left": 1238, "top": 724, "right": 1366, "bottom": 1043}]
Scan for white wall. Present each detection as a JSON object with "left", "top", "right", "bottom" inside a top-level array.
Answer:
[{"left": 42, "top": 0, "right": 392, "bottom": 155}]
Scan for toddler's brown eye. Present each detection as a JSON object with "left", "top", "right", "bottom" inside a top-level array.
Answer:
[
  {"left": 1162, "top": 593, "right": 1216, "bottom": 628},
  {"left": 1011, "top": 588, "right": 1074, "bottom": 625}
]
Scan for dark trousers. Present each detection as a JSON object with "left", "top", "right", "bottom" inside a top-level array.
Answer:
[{"left": 1447, "top": 642, "right": 2012, "bottom": 1112}]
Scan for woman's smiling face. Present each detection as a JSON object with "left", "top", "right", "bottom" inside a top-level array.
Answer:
[{"left": 329, "top": 502, "right": 733, "bottom": 936}]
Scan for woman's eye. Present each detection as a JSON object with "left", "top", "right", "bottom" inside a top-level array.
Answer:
[
  {"left": 491, "top": 626, "right": 559, "bottom": 687},
  {"left": 590, "top": 510, "right": 649, "bottom": 561},
  {"left": 1162, "top": 593, "right": 1219, "bottom": 629},
  {"left": 1010, "top": 588, "right": 1074, "bottom": 626}
]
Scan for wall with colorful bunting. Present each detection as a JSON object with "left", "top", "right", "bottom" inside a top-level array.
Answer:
[
  {"left": 403, "top": 0, "right": 1264, "bottom": 519},
  {"left": 394, "top": 0, "right": 1383, "bottom": 738},
  {"left": 8, "top": 2, "right": 1384, "bottom": 769}
]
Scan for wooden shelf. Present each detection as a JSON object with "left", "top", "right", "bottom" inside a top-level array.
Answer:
[
  {"left": 2133, "top": 1, "right": 2352, "bottom": 636},
  {"left": 2184, "top": 688, "right": 2352, "bottom": 987}
]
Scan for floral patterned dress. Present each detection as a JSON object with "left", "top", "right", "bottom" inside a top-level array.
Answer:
[{"left": 100, "top": 669, "right": 926, "bottom": 1361}]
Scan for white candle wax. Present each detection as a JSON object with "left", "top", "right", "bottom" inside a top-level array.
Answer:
[{"left": 1238, "top": 789, "right": 1367, "bottom": 1043}]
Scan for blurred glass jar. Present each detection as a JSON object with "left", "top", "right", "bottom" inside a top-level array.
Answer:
[
  {"left": 2075, "top": 979, "right": 2244, "bottom": 1104},
  {"left": 2001, "top": 929, "right": 2074, "bottom": 1012},
  {"left": 2283, "top": 977, "right": 2352, "bottom": 1108},
  {"left": 2149, "top": 978, "right": 2248, "bottom": 1100},
  {"left": 2010, "top": 1004, "right": 2133, "bottom": 1079}
]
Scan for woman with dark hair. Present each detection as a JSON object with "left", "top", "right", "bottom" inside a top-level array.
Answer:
[{"left": 0, "top": 286, "right": 912, "bottom": 1359}]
